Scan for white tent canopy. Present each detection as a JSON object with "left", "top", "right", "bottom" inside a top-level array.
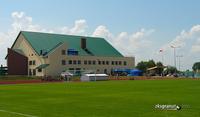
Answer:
[{"left": 81, "top": 74, "right": 108, "bottom": 81}]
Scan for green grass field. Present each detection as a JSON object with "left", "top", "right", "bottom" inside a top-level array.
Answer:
[{"left": 0, "top": 80, "right": 200, "bottom": 117}]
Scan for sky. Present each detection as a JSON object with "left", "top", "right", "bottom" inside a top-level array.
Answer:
[{"left": 1, "top": 0, "right": 200, "bottom": 70}]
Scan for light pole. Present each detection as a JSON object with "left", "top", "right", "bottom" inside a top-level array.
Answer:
[
  {"left": 170, "top": 45, "right": 180, "bottom": 69},
  {"left": 176, "top": 55, "right": 183, "bottom": 71},
  {"left": 159, "top": 49, "right": 164, "bottom": 65}
]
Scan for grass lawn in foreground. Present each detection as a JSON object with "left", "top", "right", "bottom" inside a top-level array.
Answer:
[{"left": 0, "top": 80, "right": 200, "bottom": 117}]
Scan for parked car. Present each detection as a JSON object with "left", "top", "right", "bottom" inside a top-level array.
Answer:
[{"left": 61, "top": 71, "right": 73, "bottom": 81}]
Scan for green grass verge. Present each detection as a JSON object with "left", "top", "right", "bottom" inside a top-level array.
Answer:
[{"left": 0, "top": 80, "right": 200, "bottom": 117}]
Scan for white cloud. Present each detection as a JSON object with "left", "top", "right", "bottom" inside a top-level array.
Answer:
[
  {"left": 11, "top": 11, "right": 43, "bottom": 32},
  {"left": 92, "top": 26, "right": 155, "bottom": 61},
  {"left": 159, "top": 24, "right": 200, "bottom": 70},
  {"left": 92, "top": 25, "right": 114, "bottom": 42},
  {"left": 56, "top": 19, "right": 88, "bottom": 35},
  {"left": 0, "top": 11, "right": 155, "bottom": 67},
  {"left": 69, "top": 19, "right": 87, "bottom": 35},
  {"left": 191, "top": 38, "right": 200, "bottom": 53},
  {"left": 162, "top": 24, "right": 200, "bottom": 52},
  {"left": 0, "top": 12, "right": 89, "bottom": 65}
]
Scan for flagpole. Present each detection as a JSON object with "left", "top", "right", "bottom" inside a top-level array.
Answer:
[{"left": 159, "top": 49, "right": 164, "bottom": 65}]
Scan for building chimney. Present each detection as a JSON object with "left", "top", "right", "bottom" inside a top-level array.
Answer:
[
  {"left": 40, "top": 50, "right": 43, "bottom": 55},
  {"left": 81, "top": 37, "right": 86, "bottom": 49}
]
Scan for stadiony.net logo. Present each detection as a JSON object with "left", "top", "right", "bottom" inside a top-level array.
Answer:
[{"left": 155, "top": 104, "right": 181, "bottom": 110}]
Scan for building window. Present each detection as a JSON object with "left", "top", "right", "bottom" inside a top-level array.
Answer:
[
  {"left": 32, "top": 60, "right": 36, "bottom": 65},
  {"left": 38, "top": 69, "right": 42, "bottom": 72},
  {"left": 98, "top": 61, "right": 101, "bottom": 65},
  {"left": 62, "top": 60, "right": 66, "bottom": 65},
  {"left": 106, "top": 61, "right": 109, "bottom": 65},
  {"left": 69, "top": 68, "right": 74, "bottom": 70},
  {"left": 115, "top": 61, "right": 118, "bottom": 65},
  {"left": 84, "top": 60, "right": 87, "bottom": 65},
  {"left": 104, "top": 69, "right": 107, "bottom": 74},
  {"left": 119, "top": 61, "right": 122, "bottom": 65},
  {"left": 29, "top": 61, "right": 32, "bottom": 65},
  {"left": 69, "top": 68, "right": 74, "bottom": 73},
  {"left": 67, "top": 49, "right": 78, "bottom": 55},
  {"left": 93, "top": 60, "right": 96, "bottom": 65},
  {"left": 33, "top": 69, "right": 36, "bottom": 76},
  {"left": 62, "top": 50, "right": 66, "bottom": 55},
  {"left": 29, "top": 69, "right": 32, "bottom": 76},
  {"left": 75, "top": 68, "right": 81, "bottom": 74},
  {"left": 124, "top": 61, "right": 127, "bottom": 66},
  {"left": 68, "top": 60, "right": 72, "bottom": 64},
  {"left": 78, "top": 60, "right": 81, "bottom": 64},
  {"left": 73, "top": 60, "right": 77, "bottom": 64},
  {"left": 88, "top": 60, "right": 92, "bottom": 65},
  {"left": 76, "top": 68, "right": 81, "bottom": 70},
  {"left": 102, "top": 61, "right": 105, "bottom": 65},
  {"left": 111, "top": 61, "right": 114, "bottom": 65}
]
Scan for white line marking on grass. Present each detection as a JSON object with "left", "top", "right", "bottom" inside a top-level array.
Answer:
[{"left": 0, "top": 109, "right": 38, "bottom": 117}]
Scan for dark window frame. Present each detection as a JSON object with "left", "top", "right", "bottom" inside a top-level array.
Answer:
[
  {"left": 88, "top": 60, "right": 92, "bottom": 65},
  {"left": 62, "top": 50, "right": 66, "bottom": 55},
  {"left": 29, "top": 61, "right": 32, "bottom": 65},
  {"left": 38, "top": 69, "right": 42, "bottom": 72},
  {"left": 93, "top": 60, "right": 96, "bottom": 65},
  {"left": 119, "top": 61, "right": 122, "bottom": 65},
  {"left": 69, "top": 68, "right": 74, "bottom": 71},
  {"left": 68, "top": 60, "right": 72, "bottom": 64},
  {"left": 124, "top": 61, "right": 127, "bottom": 66},
  {"left": 62, "top": 60, "right": 66, "bottom": 65},
  {"left": 98, "top": 61, "right": 101, "bottom": 65},
  {"left": 32, "top": 60, "right": 36, "bottom": 65},
  {"left": 84, "top": 60, "right": 87, "bottom": 65},
  {"left": 115, "top": 61, "right": 118, "bottom": 65},
  {"left": 73, "top": 60, "right": 77, "bottom": 64},
  {"left": 29, "top": 69, "right": 32, "bottom": 75},
  {"left": 78, "top": 60, "right": 81, "bottom": 64},
  {"left": 33, "top": 69, "right": 36, "bottom": 75}
]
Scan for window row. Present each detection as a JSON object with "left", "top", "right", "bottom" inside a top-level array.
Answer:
[
  {"left": 29, "top": 60, "right": 36, "bottom": 65},
  {"left": 29, "top": 68, "right": 42, "bottom": 76},
  {"left": 62, "top": 60, "right": 127, "bottom": 66}
]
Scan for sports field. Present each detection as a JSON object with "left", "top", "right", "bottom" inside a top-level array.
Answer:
[{"left": 0, "top": 79, "right": 200, "bottom": 117}]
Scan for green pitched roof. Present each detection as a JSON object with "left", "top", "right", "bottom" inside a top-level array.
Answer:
[
  {"left": 21, "top": 31, "right": 123, "bottom": 57},
  {"left": 35, "top": 64, "right": 49, "bottom": 69}
]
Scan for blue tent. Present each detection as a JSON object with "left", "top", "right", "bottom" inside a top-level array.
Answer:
[{"left": 128, "top": 69, "right": 142, "bottom": 76}]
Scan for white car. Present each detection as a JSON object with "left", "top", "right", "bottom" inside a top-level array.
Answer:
[{"left": 61, "top": 71, "right": 73, "bottom": 78}]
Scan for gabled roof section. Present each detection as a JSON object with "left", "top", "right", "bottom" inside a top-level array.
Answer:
[
  {"left": 35, "top": 64, "right": 49, "bottom": 69},
  {"left": 20, "top": 31, "right": 123, "bottom": 57}
]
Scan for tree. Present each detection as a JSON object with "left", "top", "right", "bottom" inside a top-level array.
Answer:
[
  {"left": 136, "top": 60, "right": 166, "bottom": 76},
  {"left": 147, "top": 60, "right": 156, "bottom": 68},
  {"left": 156, "top": 62, "right": 164, "bottom": 75},
  {"left": 136, "top": 61, "right": 148, "bottom": 73},
  {"left": 163, "top": 66, "right": 177, "bottom": 75},
  {"left": 136, "top": 60, "right": 157, "bottom": 74},
  {"left": 192, "top": 62, "right": 200, "bottom": 72}
]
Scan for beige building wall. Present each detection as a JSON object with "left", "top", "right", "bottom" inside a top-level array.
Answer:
[
  {"left": 45, "top": 43, "right": 68, "bottom": 76},
  {"left": 45, "top": 44, "right": 135, "bottom": 76},
  {"left": 12, "top": 34, "right": 45, "bottom": 76},
  {"left": 11, "top": 34, "right": 135, "bottom": 77}
]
